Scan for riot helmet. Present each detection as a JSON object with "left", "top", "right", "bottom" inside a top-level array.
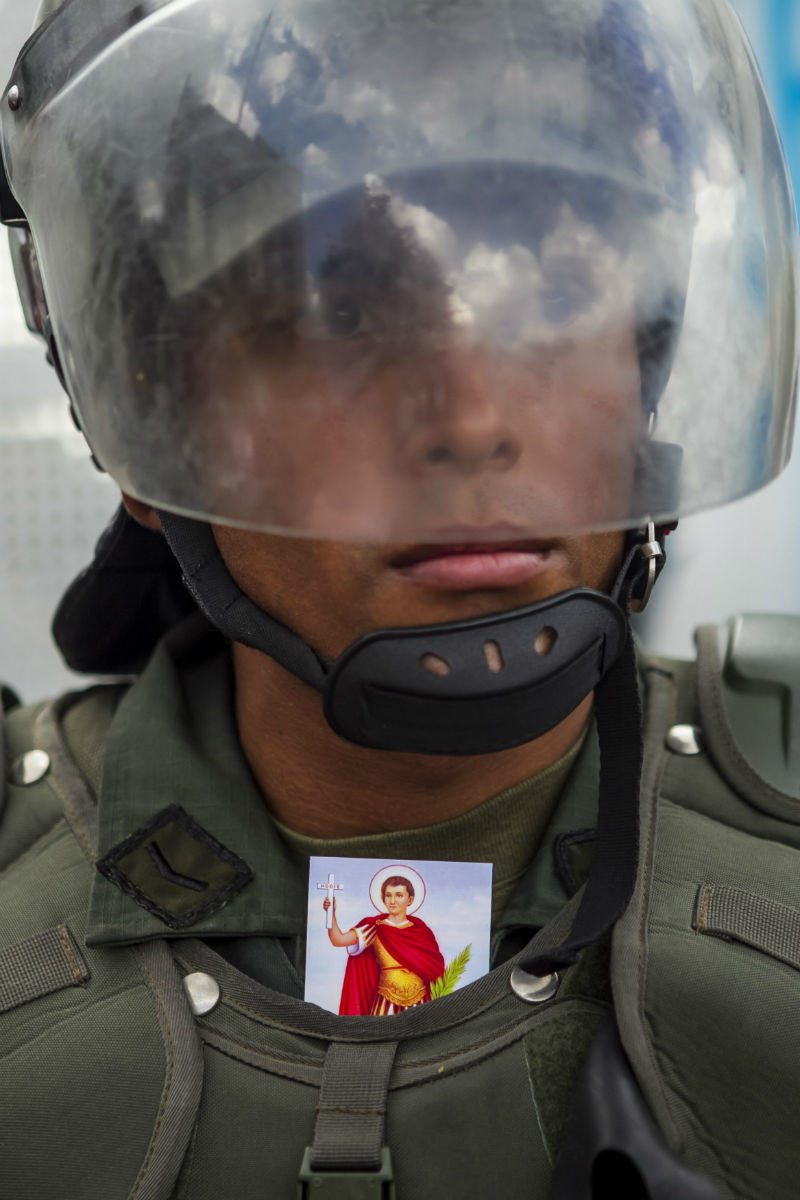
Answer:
[
  {"left": 1, "top": 0, "right": 797, "bottom": 756},
  {"left": 2, "top": 0, "right": 796, "bottom": 545}
]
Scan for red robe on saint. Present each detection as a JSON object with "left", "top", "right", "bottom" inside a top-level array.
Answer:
[{"left": 338, "top": 915, "right": 445, "bottom": 1016}]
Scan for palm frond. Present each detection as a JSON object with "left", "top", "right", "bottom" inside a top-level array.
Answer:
[{"left": 430, "top": 943, "right": 472, "bottom": 999}]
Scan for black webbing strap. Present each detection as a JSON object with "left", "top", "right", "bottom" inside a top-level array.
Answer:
[
  {"left": 158, "top": 510, "right": 330, "bottom": 691},
  {"left": 520, "top": 616, "right": 643, "bottom": 977},
  {"left": 159, "top": 510, "right": 660, "bottom": 773},
  {"left": 309, "top": 1040, "right": 398, "bottom": 1171}
]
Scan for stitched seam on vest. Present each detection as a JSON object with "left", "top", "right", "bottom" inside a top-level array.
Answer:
[
  {"left": 196, "top": 998, "right": 610, "bottom": 1093},
  {"left": 198, "top": 1027, "right": 319, "bottom": 1071},
  {"left": 393, "top": 1042, "right": 527, "bottom": 1094},
  {"left": 199, "top": 1029, "right": 324, "bottom": 1086},
  {"left": 214, "top": 982, "right": 512, "bottom": 1041},
  {"left": 123, "top": 943, "right": 204, "bottom": 1200},
  {"left": 128, "top": 952, "right": 176, "bottom": 1200},
  {"left": 610, "top": 664, "right": 684, "bottom": 1150},
  {"left": 204, "top": 1014, "right": 524, "bottom": 1069},
  {"left": 695, "top": 887, "right": 711, "bottom": 935},
  {"left": 57, "top": 924, "right": 85, "bottom": 984},
  {"left": 34, "top": 701, "right": 99, "bottom": 863},
  {"left": 317, "top": 1104, "right": 384, "bottom": 1115}
]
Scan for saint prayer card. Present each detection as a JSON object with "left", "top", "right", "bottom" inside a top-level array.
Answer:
[{"left": 305, "top": 857, "right": 493, "bottom": 1015}]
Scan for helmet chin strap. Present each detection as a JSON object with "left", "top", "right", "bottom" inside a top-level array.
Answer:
[
  {"left": 157, "top": 510, "right": 669, "bottom": 756},
  {"left": 159, "top": 508, "right": 670, "bottom": 974}
]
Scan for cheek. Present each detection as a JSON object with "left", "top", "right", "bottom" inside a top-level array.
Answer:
[
  {"left": 516, "top": 358, "right": 641, "bottom": 518},
  {"left": 293, "top": 405, "right": 403, "bottom": 534},
  {"left": 213, "top": 523, "right": 386, "bottom": 657},
  {"left": 551, "top": 390, "right": 640, "bottom": 469}
]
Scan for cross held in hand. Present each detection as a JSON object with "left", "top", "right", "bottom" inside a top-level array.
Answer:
[{"left": 317, "top": 872, "right": 344, "bottom": 928}]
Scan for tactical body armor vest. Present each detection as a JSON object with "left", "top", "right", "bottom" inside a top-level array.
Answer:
[{"left": 1, "top": 615, "right": 799, "bottom": 1200}]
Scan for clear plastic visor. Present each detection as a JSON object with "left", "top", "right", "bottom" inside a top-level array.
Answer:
[{"left": 3, "top": 0, "right": 798, "bottom": 542}]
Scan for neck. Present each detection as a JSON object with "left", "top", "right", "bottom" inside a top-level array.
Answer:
[{"left": 232, "top": 641, "right": 593, "bottom": 837}]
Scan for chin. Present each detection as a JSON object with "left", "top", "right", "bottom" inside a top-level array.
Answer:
[{"left": 391, "top": 580, "right": 573, "bottom": 627}]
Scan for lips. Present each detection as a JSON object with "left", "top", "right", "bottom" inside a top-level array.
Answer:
[{"left": 389, "top": 533, "right": 559, "bottom": 590}]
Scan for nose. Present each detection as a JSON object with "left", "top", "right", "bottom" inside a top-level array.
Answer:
[{"left": 402, "top": 352, "right": 522, "bottom": 474}]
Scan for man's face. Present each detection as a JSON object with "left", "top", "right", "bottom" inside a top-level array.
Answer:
[
  {"left": 383, "top": 885, "right": 411, "bottom": 917},
  {"left": 187, "top": 206, "right": 640, "bottom": 657},
  {"left": 133, "top": 322, "right": 634, "bottom": 662}
]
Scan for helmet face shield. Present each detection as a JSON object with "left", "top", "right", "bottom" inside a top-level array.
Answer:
[{"left": 2, "top": 0, "right": 797, "bottom": 541}]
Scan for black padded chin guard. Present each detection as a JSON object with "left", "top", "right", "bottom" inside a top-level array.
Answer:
[{"left": 323, "top": 588, "right": 627, "bottom": 755}]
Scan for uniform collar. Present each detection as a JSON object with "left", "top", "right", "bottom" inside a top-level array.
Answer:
[
  {"left": 85, "top": 616, "right": 308, "bottom": 946},
  {"left": 85, "top": 614, "right": 599, "bottom": 948}
]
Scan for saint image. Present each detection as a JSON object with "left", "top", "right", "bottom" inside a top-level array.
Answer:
[{"left": 323, "top": 867, "right": 445, "bottom": 1016}]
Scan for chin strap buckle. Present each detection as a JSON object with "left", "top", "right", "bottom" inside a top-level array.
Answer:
[{"left": 631, "top": 520, "right": 666, "bottom": 613}]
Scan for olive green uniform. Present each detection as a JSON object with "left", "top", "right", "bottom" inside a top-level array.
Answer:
[{"left": 2, "top": 613, "right": 800, "bottom": 1198}]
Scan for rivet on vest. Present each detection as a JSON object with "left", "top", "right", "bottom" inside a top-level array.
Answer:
[
  {"left": 183, "top": 971, "right": 221, "bottom": 1016},
  {"left": 10, "top": 749, "right": 51, "bottom": 786},
  {"left": 509, "top": 966, "right": 560, "bottom": 1004},
  {"left": 665, "top": 724, "right": 705, "bottom": 756}
]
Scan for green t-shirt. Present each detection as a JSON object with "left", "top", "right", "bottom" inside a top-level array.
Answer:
[{"left": 274, "top": 732, "right": 585, "bottom": 925}]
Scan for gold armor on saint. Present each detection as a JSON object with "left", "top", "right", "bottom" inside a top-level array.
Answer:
[{"left": 370, "top": 933, "right": 426, "bottom": 1013}]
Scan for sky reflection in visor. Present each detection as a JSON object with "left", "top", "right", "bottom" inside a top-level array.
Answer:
[
  {"left": 6, "top": 0, "right": 792, "bottom": 540},
  {"left": 185, "top": 168, "right": 657, "bottom": 540}
]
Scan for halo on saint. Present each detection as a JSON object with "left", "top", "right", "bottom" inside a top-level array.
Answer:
[{"left": 369, "top": 864, "right": 426, "bottom": 916}]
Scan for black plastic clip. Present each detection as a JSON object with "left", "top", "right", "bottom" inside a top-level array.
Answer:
[{"left": 297, "top": 1147, "right": 395, "bottom": 1199}]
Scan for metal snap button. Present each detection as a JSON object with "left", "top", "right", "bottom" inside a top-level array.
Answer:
[
  {"left": 183, "top": 971, "right": 220, "bottom": 1016},
  {"left": 509, "top": 966, "right": 560, "bottom": 1004},
  {"left": 665, "top": 724, "right": 704, "bottom": 756},
  {"left": 10, "top": 749, "right": 51, "bottom": 785}
]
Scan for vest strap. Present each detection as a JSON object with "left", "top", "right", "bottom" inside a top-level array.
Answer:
[
  {"left": 309, "top": 1040, "right": 398, "bottom": 1171},
  {"left": 693, "top": 882, "right": 800, "bottom": 974},
  {"left": 520, "top": 624, "right": 643, "bottom": 976},
  {"left": 299, "top": 1041, "right": 398, "bottom": 1197}
]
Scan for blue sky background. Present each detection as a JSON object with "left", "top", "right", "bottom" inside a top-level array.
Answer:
[
  {"left": 733, "top": 1, "right": 800, "bottom": 194},
  {"left": 305, "top": 855, "right": 493, "bottom": 1013}
]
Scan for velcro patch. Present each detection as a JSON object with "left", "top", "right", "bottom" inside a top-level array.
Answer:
[{"left": 96, "top": 804, "right": 253, "bottom": 929}]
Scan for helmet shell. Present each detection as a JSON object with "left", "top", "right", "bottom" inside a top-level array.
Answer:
[{"left": 2, "top": 0, "right": 797, "bottom": 541}]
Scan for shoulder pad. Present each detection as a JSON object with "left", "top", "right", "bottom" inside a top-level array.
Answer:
[{"left": 695, "top": 614, "right": 800, "bottom": 817}]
